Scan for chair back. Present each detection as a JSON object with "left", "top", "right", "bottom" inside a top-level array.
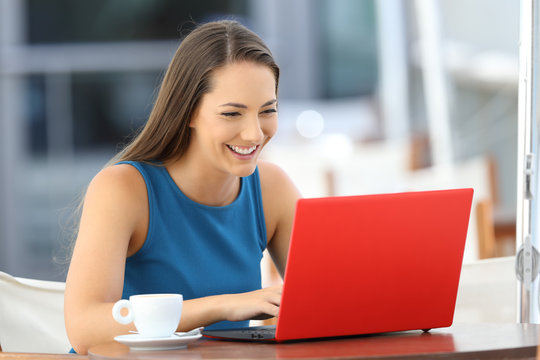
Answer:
[
  {"left": 0, "top": 271, "right": 71, "bottom": 353},
  {"left": 454, "top": 256, "right": 516, "bottom": 322}
]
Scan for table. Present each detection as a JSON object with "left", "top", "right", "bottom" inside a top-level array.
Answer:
[
  {"left": 86, "top": 323, "right": 539, "bottom": 360},
  {"left": 0, "top": 353, "right": 86, "bottom": 360},
  {"left": 0, "top": 323, "right": 537, "bottom": 360}
]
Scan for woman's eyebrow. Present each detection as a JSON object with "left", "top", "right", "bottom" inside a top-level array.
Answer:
[
  {"left": 219, "top": 102, "right": 248, "bottom": 109},
  {"left": 219, "top": 99, "right": 277, "bottom": 109},
  {"left": 261, "top": 99, "right": 277, "bottom": 107}
]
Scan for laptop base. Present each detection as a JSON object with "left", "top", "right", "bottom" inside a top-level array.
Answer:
[{"left": 203, "top": 325, "right": 277, "bottom": 341}]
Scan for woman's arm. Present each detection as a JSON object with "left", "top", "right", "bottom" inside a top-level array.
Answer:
[
  {"left": 64, "top": 164, "right": 148, "bottom": 354},
  {"left": 258, "top": 161, "right": 302, "bottom": 277}
]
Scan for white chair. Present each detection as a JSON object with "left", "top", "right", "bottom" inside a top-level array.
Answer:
[
  {"left": 454, "top": 256, "right": 517, "bottom": 323},
  {"left": 0, "top": 271, "right": 71, "bottom": 353}
]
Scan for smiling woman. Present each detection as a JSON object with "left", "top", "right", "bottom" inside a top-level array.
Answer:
[
  {"left": 63, "top": 20, "right": 300, "bottom": 354},
  {"left": 186, "top": 61, "right": 278, "bottom": 179}
]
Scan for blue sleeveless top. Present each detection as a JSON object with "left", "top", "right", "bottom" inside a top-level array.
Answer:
[{"left": 118, "top": 161, "right": 267, "bottom": 329}]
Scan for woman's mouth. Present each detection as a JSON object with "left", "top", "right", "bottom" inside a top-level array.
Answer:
[{"left": 227, "top": 144, "right": 258, "bottom": 155}]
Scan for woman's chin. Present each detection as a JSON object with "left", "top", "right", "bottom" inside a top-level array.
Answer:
[{"left": 230, "top": 162, "right": 258, "bottom": 178}]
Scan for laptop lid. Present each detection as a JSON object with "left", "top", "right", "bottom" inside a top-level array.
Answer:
[{"left": 274, "top": 188, "right": 473, "bottom": 341}]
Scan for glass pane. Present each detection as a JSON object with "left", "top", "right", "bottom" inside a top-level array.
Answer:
[
  {"left": 318, "top": 0, "right": 378, "bottom": 98},
  {"left": 27, "top": 0, "right": 248, "bottom": 44},
  {"left": 71, "top": 71, "right": 160, "bottom": 152}
]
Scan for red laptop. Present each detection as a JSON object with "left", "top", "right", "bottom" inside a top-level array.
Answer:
[{"left": 203, "top": 188, "right": 474, "bottom": 341}]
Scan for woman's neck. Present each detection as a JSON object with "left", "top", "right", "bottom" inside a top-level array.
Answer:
[{"left": 165, "top": 156, "right": 240, "bottom": 207}]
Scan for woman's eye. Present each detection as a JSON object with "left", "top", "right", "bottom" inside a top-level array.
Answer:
[
  {"left": 221, "top": 112, "right": 241, "bottom": 117},
  {"left": 261, "top": 109, "right": 277, "bottom": 115}
]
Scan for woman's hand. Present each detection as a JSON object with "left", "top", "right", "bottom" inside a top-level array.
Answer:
[{"left": 221, "top": 285, "right": 283, "bottom": 322}]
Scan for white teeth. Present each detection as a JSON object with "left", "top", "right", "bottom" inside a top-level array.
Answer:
[{"left": 228, "top": 145, "right": 257, "bottom": 155}]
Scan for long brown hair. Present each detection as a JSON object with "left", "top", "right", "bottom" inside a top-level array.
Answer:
[{"left": 112, "top": 20, "right": 280, "bottom": 165}]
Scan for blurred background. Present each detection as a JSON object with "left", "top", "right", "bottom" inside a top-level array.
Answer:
[{"left": 0, "top": 0, "right": 519, "bottom": 281}]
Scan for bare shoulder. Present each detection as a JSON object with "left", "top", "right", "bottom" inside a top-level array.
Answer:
[
  {"left": 257, "top": 160, "right": 297, "bottom": 188},
  {"left": 257, "top": 160, "right": 301, "bottom": 233},
  {"left": 89, "top": 163, "right": 144, "bottom": 192},
  {"left": 79, "top": 163, "right": 149, "bottom": 254},
  {"left": 85, "top": 163, "right": 147, "bottom": 210},
  {"left": 257, "top": 160, "right": 299, "bottom": 197}
]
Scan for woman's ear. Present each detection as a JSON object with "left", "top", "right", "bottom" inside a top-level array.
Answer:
[{"left": 188, "top": 107, "right": 200, "bottom": 129}]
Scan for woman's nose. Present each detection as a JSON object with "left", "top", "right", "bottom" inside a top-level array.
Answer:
[{"left": 241, "top": 116, "right": 264, "bottom": 143}]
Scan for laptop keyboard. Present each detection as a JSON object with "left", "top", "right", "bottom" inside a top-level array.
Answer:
[
  {"left": 241, "top": 325, "right": 276, "bottom": 339},
  {"left": 203, "top": 325, "right": 277, "bottom": 340}
]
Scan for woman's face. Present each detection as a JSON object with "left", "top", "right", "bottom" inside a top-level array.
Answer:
[{"left": 189, "top": 61, "right": 278, "bottom": 178}]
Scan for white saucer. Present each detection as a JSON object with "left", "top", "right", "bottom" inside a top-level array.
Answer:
[{"left": 114, "top": 332, "right": 202, "bottom": 351}]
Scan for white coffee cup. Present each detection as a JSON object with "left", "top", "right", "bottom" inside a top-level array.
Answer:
[{"left": 112, "top": 294, "right": 183, "bottom": 338}]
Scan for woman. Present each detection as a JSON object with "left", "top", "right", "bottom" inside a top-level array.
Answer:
[{"left": 64, "top": 20, "right": 300, "bottom": 354}]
